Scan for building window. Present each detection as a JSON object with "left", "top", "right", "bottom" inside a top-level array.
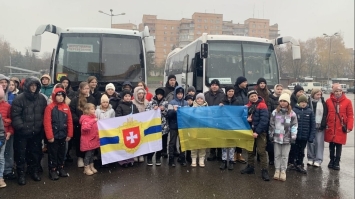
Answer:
[
  {"left": 216, "top": 26, "right": 219, "bottom": 29},
  {"left": 198, "top": 25, "right": 201, "bottom": 29},
  {"left": 204, "top": 19, "right": 207, "bottom": 23},
  {"left": 163, "top": 43, "right": 166, "bottom": 46},
  {"left": 252, "top": 30, "right": 255, "bottom": 33},
  {"left": 164, "top": 32, "right": 167, "bottom": 34},
  {"left": 164, "top": 26, "right": 167, "bottom": 29},
  {"left": 171, "top": 26, "right": 174, "bottom": 30},
  {"left": 252, "top": 24, "right": 256, "bottom": 28},
  {"left": 164, "top": 37, "right": 167, "bottom": 41},
  {"left": 211, "top": 19, "right": 214, "bottom": 23},
  {"left": 198, "top": 19, "right": 201, "bottom": 22},
  {"left": 204, "top": 26, "right": 208, "bottom": 30},
  {"left": 170, "top": 38, "right": 174, "bottom": 41}
]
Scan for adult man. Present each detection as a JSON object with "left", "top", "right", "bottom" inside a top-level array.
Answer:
[
  {"left": 40, "top": 74, "right": 54, "bottom": 99},
  {"left": 11, "top": 77, "right": 47, "bottom": 185},
  {"left": 205, "top": 79, "right": 225, "bottom": 161}
]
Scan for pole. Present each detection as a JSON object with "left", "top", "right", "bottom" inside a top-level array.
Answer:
[
  {"left": 327, "top": 37, "right": 332, "bottom": 84},
  {"left": 110, "top": 9, "right": 113, "bottom": 28}
]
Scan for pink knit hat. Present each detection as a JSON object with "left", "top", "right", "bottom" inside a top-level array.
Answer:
[
  {"left": 332, "top": 83, "right": 342, "bottom": 93},
  {"left": 0, "top": 88, "right": 4, "bottom": 99}
]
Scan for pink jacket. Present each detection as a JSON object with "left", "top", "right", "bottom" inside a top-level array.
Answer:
[{"left": 79, "top": 114, "right": 100, "bottom": 152}]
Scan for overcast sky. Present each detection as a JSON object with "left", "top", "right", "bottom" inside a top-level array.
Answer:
[{"left": 1, "top": 0, "right": 353, "bottom": 56}]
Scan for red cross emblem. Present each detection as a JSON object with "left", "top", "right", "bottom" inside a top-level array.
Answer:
[{"left": 123, "top": 126, "right": 141, "bottom": 149}]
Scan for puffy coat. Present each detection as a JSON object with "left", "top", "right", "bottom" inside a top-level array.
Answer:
[
  {"left": 221, "top": 95, "right": 240, "bottom": 106},
  {"left": 246, "top": 97, "right": 269, "bottom": 134},
  {"left": 290, "top": 93, "right": 298, "bottom": 108},
  {"left": 0, "top": 74, "right": 11, "bottom": 103},
  {"left": 0, "top": 100, "right": 14, "bottom": 134},
  {"left": 80, "top": 114, "right": 100, "bottom": 151},
  {"left": 234, "top": 87, "right": 249, "bottom": 105},
  {"left": 167, "top": 86, "right": 189, "bottom": 130},
  {"left": 267, "top": 94, "right": 280, "bottom": 114},
  {"left": 11, "top": 77, "right": 47, "bottom": 137},
  {"left": 44, "top": 88, "right": 73, "bottom": 140},
  {"left": 115, "top": 100, "right": 139, "bottom": 117},
  {"left": 90, "top": 88, "right": 102, "bottom": 106},
  {"left": 293, "top": 104, "right": 316, "bottom": 142},
  {"left": 69, "top": 95, "right": 96, "bottom": 126},
  {"left": 95, "top": 105, "right": 115, "bottom": 120},
  {"left": 308, "top": 96, "right": 328, "bottom": 131},
  {"left": 269, "top": 109, "right": 298, "bottom": 144},
  {"left": 204, "top": 89, "right": 225, "bottom": 106},
  {"left": 104, "top": 92, "right": 120, "bottom": 111},
  {"left": 325, "top": 93, "right": 354, "bottom": 145},
  {"left": 164, "top": 80, "right": 178, "bottom": 102},
  {"left": 146, "top": 95, "right": 169, "bottom": 135},
  {"left": 132, "top": 87, "right": 149, "bottom": 112}
]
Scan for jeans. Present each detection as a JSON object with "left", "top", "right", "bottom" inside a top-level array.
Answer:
[
  {"left": 222, "top": 148, "right": 235, "bottom": 161},
  {"left": 307, "top": 130, "right": 325, "bottom": 164},
  {"left": 274, "top": 143, "right": 291, "bottom": 171},
  {"left": 48, "top": 139, "right": 66, "bottom": 170},
  {"left": 84, "top": 150, "right": 95, "bottom": 166},
  {"left": 14, "top": 133, "right": 42, "bottom": 173},
  {"left": 247, "top": 133, "right": 268, "bottom": 169},
  {"left": 4, "top": 135, "right": 14, "bottom": 175},
  {"left": 0, "top": 142, "right": 7, "bottom": 178}
]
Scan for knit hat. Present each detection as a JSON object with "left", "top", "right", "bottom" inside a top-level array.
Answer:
[
  {"left": 279, "top": 89, "right": 292, "bottom": 104},
  {"left": 101, "top": 94, "right": 109, "bottom": 103},
  {"left": 187, "top": 86, "right": 196, "bottom": 93},
  {"left": 332, "top": 83, "right": 342, "bottom": 93},
  {"left": 121, "top": 90, "right": 132, "bottom": 97},
  {"left": 257, "top": 78, "right": 267, "bottom": 85},
  {"left": 236, "top": 76, "right": 247, "bottom": 86},
  {"left": 155, "top": 87, "right": 165, "bottom": 96},
  {"left": 311, "top": 88, "right": 322, "bottom": 98},
  {"left": 274, "top": 84, "right": 283, "bottom": 91},
  {"left": 293, "top": 85, "right": 304, "bottom": 94},
  {"left": 185, "top": 94, "right": 194, "bottom": 101},
  {"left": 0, "top": 87, "right": 4, "bottom": 99},
  {"left": 196, "top": 93, "right": 205, "bottom": 101},
  {"left": 225, "top": 86, "right": 234, "bottom": 93},
  {"left": 168, "top": 75, "right": 176, "bottom": 81},
  {"left": 176, "top": 87, "right": 184, "bottom": 94},
  {"left": 297, "top": 94, "right": 308, "bottom": 103},
  {"left": 105, "top": 83, "right": 115, "bottom": 91},
  {"left": 210, "top": 79, "right": 220, "bottom": 87},
  {"left": 247, "top": 90, "right": 258, "bottom": 99}
]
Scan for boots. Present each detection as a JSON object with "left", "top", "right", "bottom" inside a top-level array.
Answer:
[
  {"left": 273, "top": 170, "right": 280, "bottom": 180},
  {"left": 279, "top": 171, "right": 286, "bottom": 181},
  {"left": 236, "top": 153, "right": 247, "bottom": 164},
  {"left": 261, "top": 169, "right": 270, "bottom": 181},
  {"left": 17, "top": 172, "right": 26, "bottom": 185},
  {"left": 328, "top": 157, "right": 335, "bottom": 168},
  {"left": 333, "top": 157, "right": 340, "bottom": 170},
  {"left": 240, "top": 165, "right": 255, "bottom": 174},
  {"left": 0, "top": 178, "right": 7, "bottom": 188},
  {"left": 31, "top": 172, "right": 41, "bottom": 181},
  {"left": 49, "top": 169, "right": 59, "bottom": 181},
  {"left": 191, "top": 158, "right": 197, "bottom": 167},
  {"left": 90, "top": 163, "right": 97, "bottom": 173},
  {"left": 296, "top": 165, "right": 307, "bottom": 174},
  {"left": 77, "top": 157, "right": 84, "bottom": 168},
  {"left": 84, "top": 166, "right": 94, "bottom": 175},
  {"left": 207, "top": 151, "right": 216, "bottom": 161},
  {"left": 220, "top": 160, "right": 227, "bottom": 170},
  {"left": 58, "top": 167, "right": 69, "bottom": 177},
  {"left": 199, "top": 157, "right": 205, "bottom": 168},
  {"left": 228, "top": 161, "right": 234, "bottom": 170}
]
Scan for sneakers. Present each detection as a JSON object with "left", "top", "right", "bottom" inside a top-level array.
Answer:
[
  {"left": 31, "top": 172, "right": 41, "bottom": 181},
  {"left": 191, "top": 158, "right": 197, "bottom": 167},
  {"left": 273, "top": 170, "right": 280, "bottom": 180},
  {"left": 220, "top": 161, "right": 227, "bottom": 170},
  {"left": 49, "top": 170, "right": 59, "bottom": 181},
  {"left": 199, "top": 157, "right": 205, "bottom": 168},
  {"left": 58, "top": 168, "right": 69, "bottom": 177},
  {"left": 147, "top": 159, "right": 153, "bottom": 166},
  {"left": 287, "top": 163, "right": 296, "bottom": 171},
  {"left": 261, "top": 169, "right": 270, "bottom": 181},
  {"left": 313, "top": 162, "right": 321, "bottom": 167},
  {"left": 307, "top": 160, "right": 314, "bottom": 166},
  {"left": 279, "top": 171, "right": 286, "bottom": 181},
  {"left": 296, "top": 165, "right": 307, "bottom": 174},
  {"left": 240, "top": 165, "right": 255, "bottom": 174},
  {"left": 156, "top": 159, "right": 162, "bottom": 166},
  {"left": 0, "top": 178, "right": 6, "bottom": 188},
  {"left": 90, "top": 163, "right": 97, "bottom": 173},
  {"left": 169, "top": 158, "right": 176, "bottom": 167},
  {"left": 77, "top": 157, "right": 84, "bottom": 168},
  {"left": 139, "top": 156, "right": 144, "bottom": 162},
  {"left": 84, "top": 166, "right": 94, "bottom": 175},
  {"left": 3, "top": 172, "right": 16, "bottom": 180},
  {"left": 228, "top": 161, "right": 234, "bottom": 170}
]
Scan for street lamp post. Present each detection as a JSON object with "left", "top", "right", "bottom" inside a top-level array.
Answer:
[
  {"left": 323, "top": 32, "right": 338, "bottom": 84},
  {"left": 98, "top": 9, "right": 125, "bottom": 28}
]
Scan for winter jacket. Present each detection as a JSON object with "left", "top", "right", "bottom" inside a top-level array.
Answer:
[
  {"left": 102, "top": 91, "right": 121, "bottom": 111},
  {"left": 221, "top": 95, "right": 240, "bottom": 106},
  {"left": 7, "top": 92, "right": 15, "bottom": 105},
  {"left": 234, "top": 87, "right": 249, "bottom": 105},
  {"left": 11, "top": 77, "right": 47, "bottom": 137},
  {"left": 308, "top": 96, "right": 328, "bottom": 131},
  {"left": 132, "top": 87, "right": 149, "bottom": 112},
  {"left": 164, "top": 80, "right": 178, "bottom": 102},
  {"left": 267, "top": 94, "right": 280, "bottom": 115},
  {"left": 0, "top": 100, "right": 14, "bottom": 134},
  {"left": 69, "top": 95, "right": 96, "bottom": 126},
  {"left": 293, "top": 104, "right": 316, "bottom": 142},
  {"left": 79, "top": 114, "right": 100, "bottom": 151},
  {"left": 167, "top": 86, "right": 189, "bottom": 130},
  {"left": 246, "top": 97, "right": 269, "bottom": 134},
  {"left": 40, "top": 75, "right": 54, "bottom": 99},
  {"left": 269, "top": 109, "right": 298, "bottom": 144},
  {"left": 95, "top": 105, "right": 115, "bottom": 120},
  {"left": 192, "top": 100, "right": 208, "bottom": 107},
  {"left": 290, "top": 93, "right": 298, "bottom": 108},
  {"left": 90, "top": 88, "right": 102, "bottom": 106},
  {"left": 0, "top": 74, "right": 10, "bottom": 102},
  {"left": 146, "top": 96, "right": 169, "bottom": 135},
  {"left": 44, "top": 88, "right": 73, "bottom": 140},
  {"left": 325, "top": 93, "right": 354, "bottom": 145},
  {"left": 115, "top": 100, "right": 139, "bottom": 117},
  {"left": 204, "top": 89, "right": 224, "bottom": 106},
  {"left": 47, "top": 84, "right": 71, "bottom": 105}
]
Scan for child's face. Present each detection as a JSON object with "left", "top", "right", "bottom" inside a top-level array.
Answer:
[
  {"left": 90, "top": 107, "right": 96, "bottom": 115},
  {"left": 296, "top": 90, "right": 304, "bottom": 97},
  {"left": 176, "top": 92, "right": 183, "bottom": 99},
  {"left": 249, "top": 94, "right": 258, "bottom": 103},
  {"left": 279, "top": 100, "right": 289, "bottom": 108},
  {"left": 106, "top": 88, "right": 114, "bottom": 96},
  {"left": 8, "top": 81, "right": 15, "bottom": 92},
  {"left": 101, "top": 101, "right": 109, "bottom": 108},
  {"left": 299, "top": 101, "right": 307, "bottom": 108},
  {"left": 156, "top": 94, "right": 163, "bottom": 100},
  {"left": 55, "top": 94, "right": 64, "bottom": 103},
  {"left": 227, "top": 90, "right": 234, "bottom": 98},
  {"left": 187, "top": 99, "right": 193, "bottom": 105},
  {"left": 123, "top": 94, "right": 131, "bottom": 102},
  {"left": 137, "top": 91, "right": 144, "bottom": 100},
  {"left": 196, "top": 98, "right": 204, "bottom": 105},
  {"left": 188, "top": 91, "right": 195, "bottom": 96}
]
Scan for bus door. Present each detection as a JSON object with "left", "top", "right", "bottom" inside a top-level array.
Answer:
[{"left": 181, "top": 54, "right": 189, "bottom": 91}]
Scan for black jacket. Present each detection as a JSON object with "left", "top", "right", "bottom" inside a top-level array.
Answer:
[
  {"left": 106, "top": 92, "right": 121, "bottom": 111},
  {"left": 204, "top": 89, "right": 225, "bottom": 106},
  {"left": 221, "top": 95, "right": 240, "bottom": 106},
  {"left": 90, "top": 88, "right": 102, "bottom": 106},
  {"left": 115, "top": 101, "right": 139, "bottom": 117},
  {"left": 234, "top": 87, "right": 249, "bottom": 105},
  {"left": 11, "top": 77, "right": 47, "bottom": 137},
  {"left": 308, "top": 97, "right": 328, "bottom": 131},
  {"left": 69, "top": 95, "right": 96, "bottom": 125},
  {"left": 59, "top": 76, "right": 75, "bottom": 100},
  {"left": 268, "top": 94, "right": 280, "bottom": 114},
  {"left": 293, "top": 105, "right": 316, "bottom": 142},
  {"left": 290, "top": 93, "right": 298, "bottom": 108}
]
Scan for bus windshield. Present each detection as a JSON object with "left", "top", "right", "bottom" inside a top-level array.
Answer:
[
  {"left": 206, "top": 41, "right": 278, "bottom": 86},
  {"left": 55, "top": 33, "right": 143, "bottom": 83}
]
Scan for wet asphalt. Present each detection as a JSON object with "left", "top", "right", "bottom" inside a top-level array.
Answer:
[{"left": 0, "top": 94, "right": 354, "bottom": 199}]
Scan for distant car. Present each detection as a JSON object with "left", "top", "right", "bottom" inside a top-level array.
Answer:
[
  {"left": 322, "top": 84, "right": 332, "bottom": 94},
  {"left": 288, "top": 82, "right": 302, "bottom": 90},
  {"left": 302, "top": 82, "right": 323, "bottom": 94},
  {"left": 347, "top": 86, "right": 355, "bottom": 94}
]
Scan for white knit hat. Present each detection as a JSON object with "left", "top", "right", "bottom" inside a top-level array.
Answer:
[
  {"left": 279, "top": 89, "right": 292, "bottom": 104},
  {"left": 105, "top": 83, "right": 115, "bottom": 91},
  {"left": 101, "top": 94, "right": 109, "bottom": 103}
]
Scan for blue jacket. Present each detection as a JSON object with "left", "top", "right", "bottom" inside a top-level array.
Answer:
[
  {"left": 167, "top": 86, "right": 188, "bottom": 130},
  {"left": 293, "top": 104, "right": 316, "bottom": 142},
  {"left": 7, "top": 92, "right": 15, "bottom": 105},
  {"left": 247, "top": 97, "right": 269, "bottom": 134}
]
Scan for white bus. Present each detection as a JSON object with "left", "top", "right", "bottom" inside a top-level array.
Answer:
[
  {"left": 164, "top": 33, "right": 300, "bottom": 93},
  {"left": 31, "top": 24, "right": 155, "bottom": 90}
]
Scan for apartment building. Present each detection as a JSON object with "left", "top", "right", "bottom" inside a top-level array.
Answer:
[{"left": 111, "top": 23, "right": 137, "bottom": 30}]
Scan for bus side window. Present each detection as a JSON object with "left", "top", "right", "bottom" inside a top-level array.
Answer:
[{"left": 194, "top": 53, "right": 203, "bottom": 91}]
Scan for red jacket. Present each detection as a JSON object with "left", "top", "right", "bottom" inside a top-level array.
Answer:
[
  {"left": 325, "top": 93, "right": 354, "bottom": 145},
  {"left": 0, "top": 100, "right": 14, "bottom": 134},
  {"left": 132, "top": 87, "right": 153, "bottom": 101},
  {"left": 44, "top": 88, "right": 73, "bottom": 140},
  {"left": 80, "top": 114, "right": 100, "bottom": 151}
]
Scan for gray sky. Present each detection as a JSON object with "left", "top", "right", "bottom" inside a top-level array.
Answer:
[{"left": 1, "top": 0, "right": 353, "bottom": 56}]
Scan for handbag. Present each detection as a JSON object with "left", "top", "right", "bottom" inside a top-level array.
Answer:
[{"left": 333, "top": 102, "right": 347, "bottom": 133}]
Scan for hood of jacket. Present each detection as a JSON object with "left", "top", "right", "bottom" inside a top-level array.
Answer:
[
  {"left": 51, "top": 88, "right": 66, "bottom": 104},
  {"left": 59, "top": 76, "right": 71, "bottom": 91},
  {"left": 122, "top": 81, "right": 133, "bottom": 88},
  {"left": 0, "top": 74, "right": 10, "bottom": 92},
  {"left": 41, "top": 74, "right": 52, "bottom": 85},
  {"left": 193, "top": 100, "right": 208, "bottom": 107},
  {"left": 24, "top": 77, "right": 42, "bottom": 95},
  {"left": 133, "top": 87, "right": 147, "bottom": 104},
  {"left": 173, "top": 86, "right": 185, "bottom": 101}
]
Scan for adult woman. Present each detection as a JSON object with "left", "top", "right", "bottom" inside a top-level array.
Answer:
[
  {"left": 87, "top": 76, "right": 101, "bottom": 106},
  {"left": 137, "top": 81, "right": 153, "bottom": 101},
  {"left": 325, "top": 83, "right": 353, "bottom": 170},
  {"left": 70, "top": 82, "right": 96, "bottom": 167}
]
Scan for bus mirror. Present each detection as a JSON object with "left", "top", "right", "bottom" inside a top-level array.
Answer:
[
  {"left": 200, "top": 43, "right": 208, "bottom": 58},
  {"left": 144, "top": 36, "right": 155, "bottom": 53},
  {"left": 31, "top": 35, "right": 42, "bottom": 52},
  {"left": 292, "top": 45, "right": 301, "bottom": 60}
]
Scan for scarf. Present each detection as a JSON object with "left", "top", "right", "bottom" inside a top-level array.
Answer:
[{"left": 310, "top": 98, "right": 323, "bottom": 124}]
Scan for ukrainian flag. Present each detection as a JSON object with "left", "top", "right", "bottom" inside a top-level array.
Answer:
[
  {"left": 98, "top": 110, "right": 162, "bottom": 165},
  {"left": 178, "top": 106, "right": 254, "bottom": 151}
]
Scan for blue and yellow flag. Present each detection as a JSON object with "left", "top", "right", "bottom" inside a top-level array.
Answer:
[
  {"left": 98, "top": 110, "right": 162, "bottom": 165},
  {"left": 178, "top": 106, "right": 254, "bottom": 151}
]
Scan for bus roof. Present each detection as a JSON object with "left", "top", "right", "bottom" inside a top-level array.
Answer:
[
  {"left": 206, "top": 35, "right": 272, "bottom": 43},
  {"left": 60, "top": 27, "right": 142, "bottom": 37}
]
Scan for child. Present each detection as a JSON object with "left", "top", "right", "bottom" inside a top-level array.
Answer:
[
  {"left": 80, "top": 103, "right": 100, "bottom": 175},
  {"left": 269, "top": 90, "right": 298, "bottom": 181},
  {"left": 167, "top": 86, "right": 189, "bottom": 167},
  {"left": 185, "top": 95, "right": 194, "bottom": 107},
  {"left": 191, "top": 93, "right": 208, "bottom": 168},
  {"left": 291, "top": 94, "right": 316, "bottom": 174},
  {"left": 95, "top": 94, "right": 115, "bottom": 120},
  {"left": 187, "top": 86, "right": 196, "bottom": 98},
  {"left": 146, "top": 87, "right": 169, "bottom": 166},
  {"left": 240, "top": 90, "right": 270, "bottom": 181},
  {"left": 116, "top": 90, "right": 139, "bottom": 167},
  {"left": 44, "top": 88, "right": 73, "bottom": 180}
]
